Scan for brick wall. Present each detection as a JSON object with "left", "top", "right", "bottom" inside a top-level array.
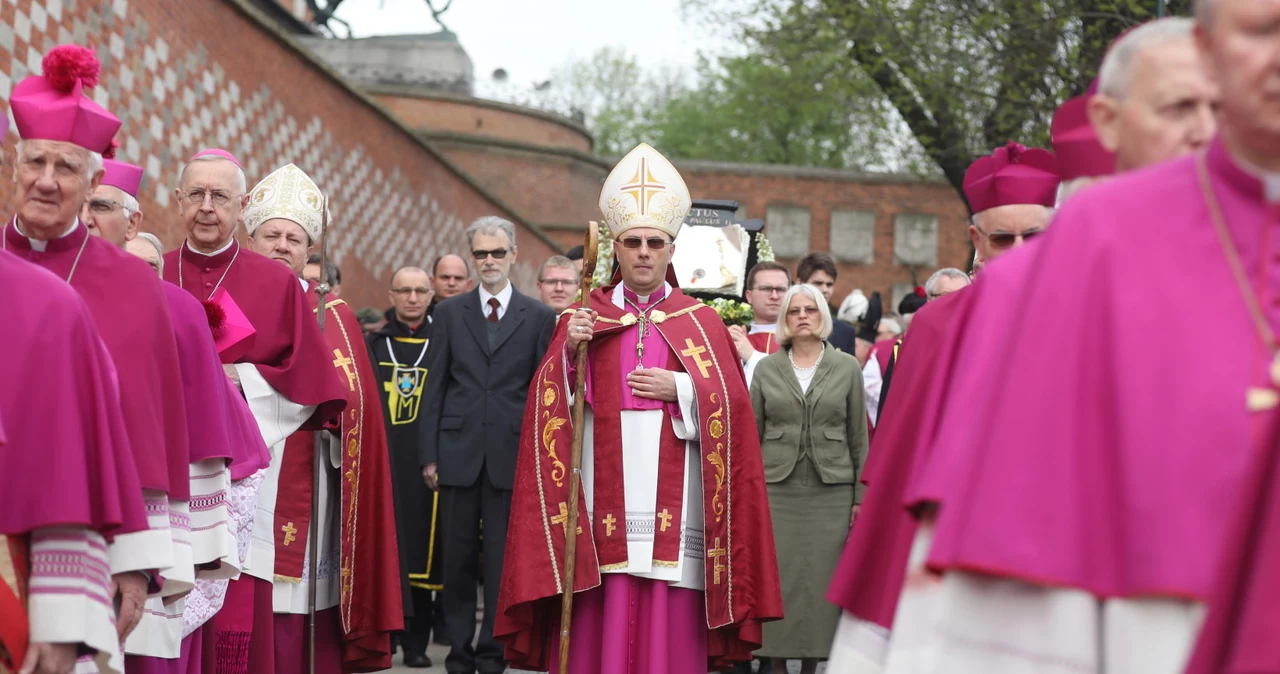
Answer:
[
  {"left": 0, "top": 0, "right": 560, "bottom": 310},
  {"left": 370, "top": 86, "right": 593, "bottom": 153},
  {"left": 677, "top": 163, "right": 972, "bottom": 308}
]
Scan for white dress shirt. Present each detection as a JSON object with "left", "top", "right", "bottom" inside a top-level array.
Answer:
[{"left": 479, "top": 281, "right": 513, "bottom": 321}]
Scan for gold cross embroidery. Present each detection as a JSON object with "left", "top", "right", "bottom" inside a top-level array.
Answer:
[
  {"left": 281, "top": 522, "right": 298, "bottom": 546},
  {"left": 707, "top": 537, "right": 727, "bottom": 585},
  {"left": 603, "top": 513, "right": 617, "bottom": 537},
  {"left": 619, "top": 157, "right": 667, "bottom": 215},
  {"left": 551, "top": 502, "right": 582, "bottom": 536},
  {"left": 333, "top": 349, "right": 356, "bottom": 391},
  {"left": 681, "top": 338, "right": 713, "bottom": 379},
  {"left": 658, "top": 509, "right": 673, "bottom": 532}
]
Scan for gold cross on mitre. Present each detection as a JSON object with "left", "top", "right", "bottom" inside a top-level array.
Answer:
[
  {"left": 1247, "top": 355, "right": 1280, "bottom": 411},
  {"left": 333, "top": 349, "right": 356, "bottom": 391},
  {"left": 620, "top": 157, "right": 667, "bottom": 216},
  {"left": 281, "top": 522, "right": 298, "bottom": 546}
]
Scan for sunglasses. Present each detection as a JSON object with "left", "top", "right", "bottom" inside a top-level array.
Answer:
[
  {"left": 472, "top": 248, "right": 509, "bottom": 260},
  {"left": 975, "top": 226, "right": 1044, "bottom": 250},
  {"left": 618, "top": 237, "right": 670, "bottom": 250}
]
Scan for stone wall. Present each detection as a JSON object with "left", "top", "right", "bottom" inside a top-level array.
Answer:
[{"left": 0, "top": 0, "right": 560, "bottom": 310}]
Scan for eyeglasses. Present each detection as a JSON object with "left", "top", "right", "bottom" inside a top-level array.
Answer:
[
  {"left": 87, "top": 198, "right": 128, "bottom": 214},
  {"left": 472, "top": 248, "right": 509, "bottom": 260},
  {"left": 183, "top": 189, "right": 239, "bottom": 207},
  {"left": 618, "top": 237, "right": 669, "bottom": 250},
  {"left": 539, "top": 279, "right": 576, "bottom": 288},
  {"left": 752, "top": 285, "right": 787, "bottom": 296},
  {"left": 786, "top": 306, "right": 820, "bottom": 317},
  {"left": 974, "top": 225, "right": 1044, "bottom": 250},
  {"left": 392, "top": 287, "right": 430, "bottom": 296}
]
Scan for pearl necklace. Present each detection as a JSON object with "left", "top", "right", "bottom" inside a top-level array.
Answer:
[{"left": 789, "top": 343, "right": 826, "bottom": 379}]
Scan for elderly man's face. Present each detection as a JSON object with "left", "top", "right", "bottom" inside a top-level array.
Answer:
[
  {"left": 176, "top": 159, "right": 246, "bottom": 252},
  {"left": 1092, "top": 36, "right": 1218, "bottom": 172},
  {"left": 930, "top": 274, "right": 970, "bottom": 300},
  {"left": 969, "top": 204, "right": 1053, "bottom": 267},
  {"left": 82, "top": 184, "right": 139, "bottom": 247},
  {"left": 126, "top": 238, "right": 162, "bottom": 275},
  {"left": 470, "top": 230, "right": 516, "bottom": 290},
  {"left": 614, "top": 227, "right": 673, "bottom": 294},
  {"left": 538, "top": 264, "right": 579, "bottom": 313},
  {"left": 432, "top": 254, "right": 470, "bottom": 300},
  {"left": 1198, "top": 0, "right": 1280, "bottom": 153},
  {"left": 15, "top": 140, "right": 101, "bottom": 237},
  {"left": 249, "top": 219, "right": 312, "bottom": 275}
]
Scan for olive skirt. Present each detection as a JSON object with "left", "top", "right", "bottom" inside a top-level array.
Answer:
[{"left": 759, "top": 455, "right": 854, "bottom": 659}]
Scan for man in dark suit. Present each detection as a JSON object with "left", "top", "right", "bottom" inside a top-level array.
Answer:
[{"left": 420, "top": 216, "right": 557, "bottom": 674}]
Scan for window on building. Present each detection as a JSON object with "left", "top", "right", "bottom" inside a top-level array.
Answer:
[
  {"left": 766, "top": 205, "right": 812, "bottom": 259},
  {"left": 893, "top": 213, "right": 938, "bottom": 267},
  {"left": 830, "top": 210, "right": 875, "bottom": 264}
]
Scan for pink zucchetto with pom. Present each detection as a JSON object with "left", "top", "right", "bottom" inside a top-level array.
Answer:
[{"left": 962, "top": 141, "right": 1061, "bottom": 214}]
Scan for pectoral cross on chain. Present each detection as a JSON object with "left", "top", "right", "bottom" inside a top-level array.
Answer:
[
  {"left": 1247, "top": 354, "right": 1280, "bottom": 411},
  {"left": 333, "top": 349, "right": 356, "bottom": 391}
]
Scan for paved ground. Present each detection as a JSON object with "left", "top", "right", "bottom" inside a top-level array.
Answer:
[{"left": 386, "top": 647, "right": 826, "bottom": 674}]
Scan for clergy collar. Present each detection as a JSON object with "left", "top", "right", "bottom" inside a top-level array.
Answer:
[
  {"left": 1209, "top": 135, "right": 1280, "bottom": 203},
  {"left": 622, "top": 283, "right": 668, "bottom": 305},
  {"left": 184, "top": 237, "right": 239, "bottom": 267},
  {"left": 750, "top": 322, "right": 778, "bottom": 334},
  {"left": 5, "top": 217, "right": 85, "bottom": 253}
]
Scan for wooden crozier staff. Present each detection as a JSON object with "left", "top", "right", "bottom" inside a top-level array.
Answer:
[
  {"left": 307, "top": 196, "right": 331, "bottom": 674},
  {"left": 558, "top": 222, "right": 599, "bottom": 674}
]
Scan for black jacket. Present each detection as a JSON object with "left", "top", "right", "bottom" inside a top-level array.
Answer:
[{"left": 417, "top": 286, "right": 556, "bottom": 490}]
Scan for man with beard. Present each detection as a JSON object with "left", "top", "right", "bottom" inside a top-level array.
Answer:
[
  {"left": 241, "top": 163, "right": 403, "bottom": 673},
  {"left": 367, "top": 265, "right": 446, "bottom": 668}
]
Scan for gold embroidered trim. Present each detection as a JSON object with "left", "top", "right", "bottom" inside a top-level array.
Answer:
[
  {"left": 330, "top": 305, "right": 364, "bottom": 632},
  {"left": 652, "top": 559, "right": 679, "bottom": 568},
  {"left": 599, "top": 561, "right": 629, "bottom": 572},
  {"left": 534, "top": 357, "right": 563, "bottom": 593},
  {"left": 689, "top": 311, "right": 736, "bottom": 623},
  {"left": 274, "top": 574, "right": 302, "bottom": 584}
]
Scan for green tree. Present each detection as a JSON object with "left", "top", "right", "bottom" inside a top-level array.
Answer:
[{"left": 740, "top": 0, "right": 1194, "bottom": 198}]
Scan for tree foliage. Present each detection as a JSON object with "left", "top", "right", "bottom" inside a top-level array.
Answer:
[{"left": 553, "top": 0, "right": 1193, "bottom": 197}]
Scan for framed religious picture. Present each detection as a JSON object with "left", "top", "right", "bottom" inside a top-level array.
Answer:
[{"left": 672, "top": 199, "right": 764, "bottom": 300}]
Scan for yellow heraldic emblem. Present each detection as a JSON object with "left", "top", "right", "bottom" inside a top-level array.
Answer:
[{"left": 383, "top": 365, "right": 426, "bottom": 426}]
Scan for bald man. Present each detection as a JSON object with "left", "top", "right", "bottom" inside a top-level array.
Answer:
[{"left": 367, "top": 265, "right": 446, "bottom": 667}]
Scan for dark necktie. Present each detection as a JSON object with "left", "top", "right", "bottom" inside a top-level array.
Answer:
[{"left": 487, "top": 297, "right": 501, "bottom": 324}]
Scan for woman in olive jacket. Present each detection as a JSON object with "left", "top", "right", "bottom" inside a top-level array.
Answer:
[{"left": 750, "top": 283, "right": 869, "bottom": 674}]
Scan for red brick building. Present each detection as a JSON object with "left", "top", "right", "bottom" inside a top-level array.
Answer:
[{"left": 0, "top": 0, "right": 971, "bottom": 310}]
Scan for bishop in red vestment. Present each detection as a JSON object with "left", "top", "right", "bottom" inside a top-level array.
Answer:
[
  {"left": 2, "top": 45, "right": 190, "bottom": 659},
  {"left": 496, "top": 144, "right": 782, "bottom": 673},
  {"left": 162, "top": 151, "right": 348, "bottom": 674},
  {"left": 242, "top": 163, "right": 402, "bottom": 674}
]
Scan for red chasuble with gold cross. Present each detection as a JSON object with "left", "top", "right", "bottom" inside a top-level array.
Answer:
[
  {"left": 496, "top": 285, "right": 783, "bottom": 670},
  {"left": 272, "top": 293, "right": 403, "bottom": 672}
]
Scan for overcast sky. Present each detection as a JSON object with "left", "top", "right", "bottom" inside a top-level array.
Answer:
[{"left": 334, "top": 0, "right": 709, "bottom": 97}]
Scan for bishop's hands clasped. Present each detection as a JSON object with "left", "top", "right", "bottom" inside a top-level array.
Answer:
[{"left": 566, "top": 309, "right": 598, "bottom": 350}]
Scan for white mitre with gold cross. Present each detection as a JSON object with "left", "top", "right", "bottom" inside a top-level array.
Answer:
[
  {"left": 243, "top": 163, "right": 327, "bottom": 243},
  {"left": 599, "top": 143, "right": 692, "bottom": 240}
]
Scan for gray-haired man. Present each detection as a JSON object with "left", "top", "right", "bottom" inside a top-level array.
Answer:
[{"left": 419, "top": 216, "right": 557, "bottom": 674}]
